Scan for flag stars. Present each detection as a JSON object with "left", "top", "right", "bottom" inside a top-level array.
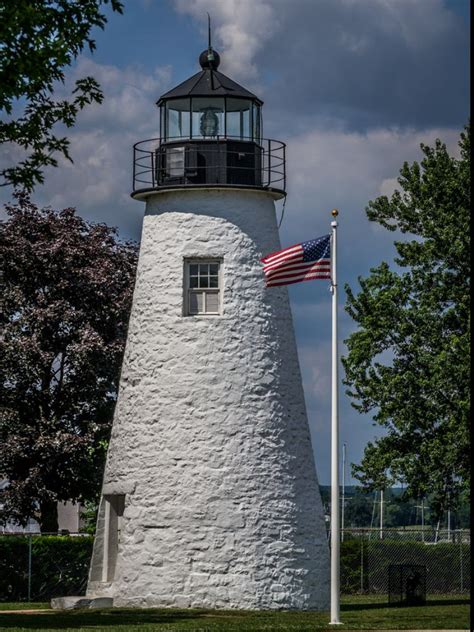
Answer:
[{"left": 302, "top": 236, "right": 331, "bottom": 262}]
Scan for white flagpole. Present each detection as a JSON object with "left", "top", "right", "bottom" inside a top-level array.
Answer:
[{"left": 329, "top": 208, "right": 342, "bottom": 625}]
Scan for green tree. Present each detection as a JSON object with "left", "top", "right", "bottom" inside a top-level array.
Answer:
[
  {"left": 0, "top": 0, "right": 123, "bottom": 191},
  {"left": 343, "top": 126, "right": 470, "bottom": 520},
  {"left": 383, "top": 490, "right": 417, "bottom": 528},
  {"left": 344, "top": 488, "right": 374, "bottom": 528},
  {"left": 0, "top": 194, "right": 138, "bottom": 532}
]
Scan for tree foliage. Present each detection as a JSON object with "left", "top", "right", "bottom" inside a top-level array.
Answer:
[
  {"left": 0, "top": 0, "right": 123, "bottom": 191},
  {"left": 0, "top": 194, "right": 138, "bottom": 531},
  {"left": 343, "top": 488, "right": 375, "bottom": 528},
  {"left": 343, "top": 126, "right": 470, "bottom": 519}
]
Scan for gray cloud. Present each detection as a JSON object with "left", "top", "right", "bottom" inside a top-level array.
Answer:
[
  {"left": 269, "top": 0, "right": 468, "bottom": 131},
  {"left": 176, "top": 0, "right": 469, "bottom": 134}
]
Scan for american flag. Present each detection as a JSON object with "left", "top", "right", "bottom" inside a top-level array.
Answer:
[{"left": 261, "top": 235, "right": 331, "bottom": 287}]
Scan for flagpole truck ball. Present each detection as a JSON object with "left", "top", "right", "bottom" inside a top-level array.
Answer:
[{"left": 87, "top": 42, "right": 330, "bottom": 610}]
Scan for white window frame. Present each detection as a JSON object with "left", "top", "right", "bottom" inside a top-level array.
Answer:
[{"left": 184, "top": 259, "right": 222, "bottom": 316}]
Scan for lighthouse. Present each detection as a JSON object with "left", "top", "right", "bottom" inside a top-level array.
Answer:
[{"left": 87, "top": 42, "right": 329, "bottom": 610}]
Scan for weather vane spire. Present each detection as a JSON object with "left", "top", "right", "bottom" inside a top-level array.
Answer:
[{"left": 206, "top": 12, "right": 215, "bottom": 65}]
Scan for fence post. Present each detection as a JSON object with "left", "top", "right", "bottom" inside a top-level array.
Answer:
[
  {"left": 459, "top": 534, "right": 464, "bottom": 593},
  {"left": 27, "top": 534, "right": 32, "bottom": 602},
  {"left": 360, "top": 535, "right": 364, "bottom": 594}
]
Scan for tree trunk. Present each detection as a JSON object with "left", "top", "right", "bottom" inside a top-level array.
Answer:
[{"left": 39, "top": 499, "right": 58, "bottom": 533}]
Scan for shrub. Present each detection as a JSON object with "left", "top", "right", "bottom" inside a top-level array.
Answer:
[
  {"left": 341, "top": 537, "right": 470, "bottom": 594},
  {"left": 0, "top": 535, "right": 93, "bottom": 601}
]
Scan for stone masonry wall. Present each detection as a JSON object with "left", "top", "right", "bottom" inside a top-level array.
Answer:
[{"left": 87, "top": 188, "right": 330, "bottom": 610}]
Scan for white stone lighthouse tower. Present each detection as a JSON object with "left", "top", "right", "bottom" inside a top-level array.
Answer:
[{"left": 87, "top": 44, "right": 329, "bottom": 610}]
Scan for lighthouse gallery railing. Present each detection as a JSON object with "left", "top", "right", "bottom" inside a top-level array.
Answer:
[{"left": 132, "top": 136, "right": 286, "bottom": 196}]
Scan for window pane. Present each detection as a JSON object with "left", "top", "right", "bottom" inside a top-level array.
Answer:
[
  {"left": 206, "top": 292, "right": 219, "bottom": 313},
  {"left": 168, "top": 108, "right": 179, "bottom": 139},
  {"left": 189, "top": 292, "right": 203, "bottom": 313},
  {"left": 209, "top": 264, "right": 219, "bottom": 275},
  {"left": 190, "top": 264, "right": 198, "bottom": 275},
  {"left": 226, "top": 99, "right": 252, "bottom": 139},
  {"left": 166, "top": 99, "right": 191, "bottom": 140},
  {"left": 198, "top": 263, "right": 209, "bottom": 275},
  {"left": 199, "top": 277, "right": 209, "bottom": 288},
  {"left": 209, "top": 276, "right": 219, "bottom": 288},
  {"left": 192, "top": 98, "right": 224, "bottom": 138},
  {"left": 189, "top": 276, "right": 198, "bottom": 288}
]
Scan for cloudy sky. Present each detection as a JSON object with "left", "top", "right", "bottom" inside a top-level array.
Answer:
[{"left": 1, "top": 0, "right": 469, "bottom": 485}]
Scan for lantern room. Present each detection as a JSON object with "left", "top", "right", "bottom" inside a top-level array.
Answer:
[
  {"left": 132, "top": 46, "right": 285, "bottom": 199},
  {"left": 159, "top": 96, "right": 261, "bottom": 143},
  {"left": 159, "top": 49, "right": 262, "bottom": 143}
]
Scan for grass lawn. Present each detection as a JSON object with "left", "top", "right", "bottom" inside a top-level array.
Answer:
[{"left": 0, "top": 595, "right": 469, "bottom": 631}]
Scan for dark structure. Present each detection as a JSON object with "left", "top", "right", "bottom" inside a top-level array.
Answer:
[
  {"left": 132, "top": 44, "right": 285, "bottom": 199},
  {"left": 388, "top": 564, "right": 427, "bottom": 606}
]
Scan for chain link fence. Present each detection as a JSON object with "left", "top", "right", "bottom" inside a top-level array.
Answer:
[
  {"left": 0, "top": 533, "right": 93, "bottom": 602},
  {"left": 340, "top": 528, "right": 470, "bottom": 595},
  {"left": 0, "top": 529, "right": 470, "bottom": 602}
]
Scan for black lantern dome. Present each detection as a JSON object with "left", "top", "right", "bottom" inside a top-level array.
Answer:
[{"left": 132, "top": 45, "right": 285, "bottom": 198}]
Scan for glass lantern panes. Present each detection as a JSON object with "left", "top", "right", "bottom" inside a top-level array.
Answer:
[
  {"left": 165, "top": 99, "right": 191, "bottom": 140},
  {"left": 161, "top": 98, "right": 261, "bottom": 142},
  {"left": 192, "top": 98, "right": 225, "bottom": 139},
  {"left": 226, "top": 98, "right": 260, "bottom": 142},
  {"left": 226, "top": 98, "right": 252, "bottom": 140},
  {"left": 187, "top": 261, "right": 221, "bottom": 315}
]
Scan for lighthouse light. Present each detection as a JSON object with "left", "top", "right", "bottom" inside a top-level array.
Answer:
[{"left": 200, "top": 107, "right": 220, "bottom": 137}]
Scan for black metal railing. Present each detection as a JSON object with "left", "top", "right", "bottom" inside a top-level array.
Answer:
[{"left": 132, "top": 136, "right": 286, "bottom": 196}]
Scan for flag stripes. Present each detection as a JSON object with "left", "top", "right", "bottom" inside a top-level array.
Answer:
[{"left": 261, "top": 235, "right": 331, "bottom": 287}]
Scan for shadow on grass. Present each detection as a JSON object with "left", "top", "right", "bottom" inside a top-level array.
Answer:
[
  {"left": 0, "top": 599, "right": 470, "bottom": 631},
  {"left": 0, "top": 608, "right": 245, "bottom": 630},
  {"left": 342, "top": 597, "right": 470, "bottom": 611}
]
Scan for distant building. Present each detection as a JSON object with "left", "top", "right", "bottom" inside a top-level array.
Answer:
[{"left": 0, "top": 481, "right": 84, "bottom": 533}]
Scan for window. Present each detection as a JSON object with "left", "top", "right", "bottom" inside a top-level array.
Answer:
[
  {"left": 185, "top": 260, "right": 221, "bottom": 315},
  {"left": 164, "top": 99, "right": 191, "bottom": 140},
  {"left": 226, "top": 98, "right": 252, "bottom": 140}
]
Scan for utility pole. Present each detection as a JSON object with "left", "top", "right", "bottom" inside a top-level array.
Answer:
[
  {"left": 415, "top": 497, "right": 428, "bottom": 542},
  {"left": 370, "top": 491, "right": 377, "bottom": 532},
  {"left": 379, "top": 490, "right": 384, "bottom": 540}
]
